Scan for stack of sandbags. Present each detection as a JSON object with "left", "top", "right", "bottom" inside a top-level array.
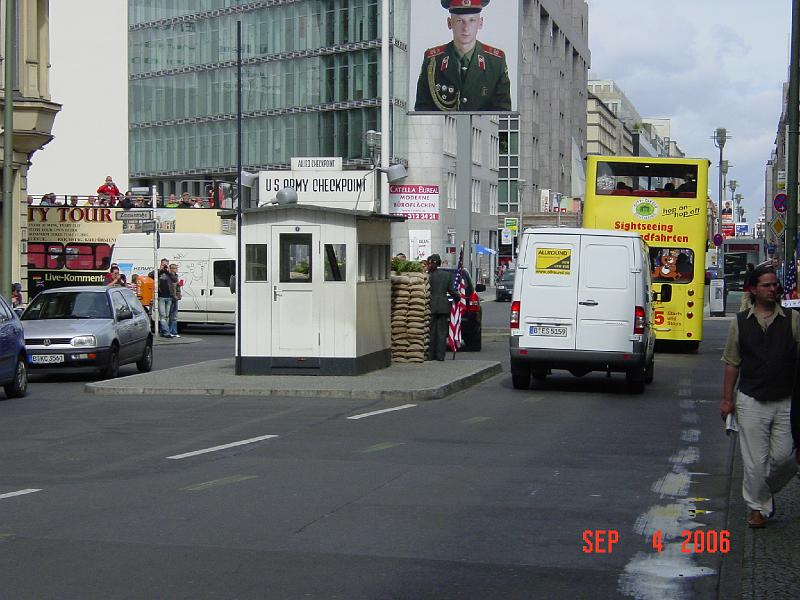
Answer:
[{"left": 391, "top": 272, "right": 430, "bottom": 362}]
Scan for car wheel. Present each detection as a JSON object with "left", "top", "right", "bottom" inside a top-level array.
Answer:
[
  {"left": 644, "top": 359, "right": 654, "bottom": 384},
  {"left": 511, "top": 358, "right": 531, "bottom": 390},
  {"left": 136, "top": 338, "right": 153, "bottom": 373},
  {"left": 3, "top": 356, "right": 27, "bottom": 398},
  {"left": 102, "top": 344, "right": 120, "bottom": 379},
  {"left": 625, "top": 368, "right": 645, "bottom": 394}
]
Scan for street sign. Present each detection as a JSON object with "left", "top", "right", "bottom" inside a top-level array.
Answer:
[
  {"left": 141, "top": 221, "right": 157, "bottom": 233},
  {"left": 115, "top": 210, "right": 153, "bottom": 221},
  {"left": 774, "top": 193, "right": 788, "bottom": 213},
  {"left": 768, "top": 243, "right": 777, "bottom": 255},
  {"left": 501, "top": 228, "right": 513, "bottom": 245},
  {"left": 770, "top": 217, "right": 786, "bottom": 238},
  {"left": 504, "top": 217, "right": 519, "bottom": 234},
  {"left": 712, "top": 233, "right": 723, "bottom": 247}
]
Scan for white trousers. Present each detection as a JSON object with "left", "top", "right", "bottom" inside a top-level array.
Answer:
[{"left": 736, "top": 391, "right": 798, "bottom": 517}]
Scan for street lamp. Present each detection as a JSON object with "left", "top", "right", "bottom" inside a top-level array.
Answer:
[{"left": 711, "top": 127, "right": 731, "bottom": 316}]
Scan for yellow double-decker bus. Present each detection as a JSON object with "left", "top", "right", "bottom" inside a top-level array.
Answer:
[{"left": 583, "top": 156, "right": 710, "bottom": 349}]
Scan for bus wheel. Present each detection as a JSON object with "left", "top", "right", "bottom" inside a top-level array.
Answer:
[{"left": 685, "top": 341, "right": 700, "bottom": 353}]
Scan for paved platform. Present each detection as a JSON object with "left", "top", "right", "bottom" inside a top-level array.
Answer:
[{"left": 85, "top": 358, "right": 503, "bottom": 401}]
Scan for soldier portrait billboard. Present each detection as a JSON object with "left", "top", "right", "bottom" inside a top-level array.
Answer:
[{"left": 409, "top": 0, "right": 519, "bottom": 114}]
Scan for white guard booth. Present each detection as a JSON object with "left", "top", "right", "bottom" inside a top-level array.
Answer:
[{"left": 236, "top": 204, "right": 403, "bottom": 375}]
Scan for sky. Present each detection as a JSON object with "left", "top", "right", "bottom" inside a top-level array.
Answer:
[
  {"left": 28, "top": 1, "right": 128, "bottom": 197},
  {"left": 29, "top": 0, "right": 792, "bottom": 227},
  {"left": 587, "top": 0, "right": 791, "bottom": 224}
]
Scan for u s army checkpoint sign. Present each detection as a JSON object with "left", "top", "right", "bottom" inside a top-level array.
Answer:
[{"left": 535, "top": 248, "right": 571, "bottom": 275}]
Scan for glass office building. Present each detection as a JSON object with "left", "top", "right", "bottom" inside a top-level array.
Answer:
[{"left": 128, "top": 0, "right": 408, "bottom": 197}]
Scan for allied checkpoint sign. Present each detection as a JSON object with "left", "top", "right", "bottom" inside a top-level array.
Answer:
[{"left": 259, "top": 167, "right": 376, "bottom": 210}]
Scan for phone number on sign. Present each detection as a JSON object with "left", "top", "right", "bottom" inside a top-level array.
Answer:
[{"left": 394, "top": 213, "right": 439, "bottom": 220}]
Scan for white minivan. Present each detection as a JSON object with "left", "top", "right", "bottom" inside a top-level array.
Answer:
[
  {"left": 111, "top": 233, "right": 236, "bottom": 327},
  {"left": 509, "top": 228, "right": 664, "bottom": 393}
]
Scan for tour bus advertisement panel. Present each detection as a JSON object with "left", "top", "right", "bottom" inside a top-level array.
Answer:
[
  {"left": 583, "top": 156, "right": 710, "bottom": 344},
  {"left": 26, "top": 206, "right": 229, "bottom": 291},
  {"left": 408, "top": 0, "right": 520, "bottom": 114}
]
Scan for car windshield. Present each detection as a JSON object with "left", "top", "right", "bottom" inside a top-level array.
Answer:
[
  {"left": 21, "top": 291, "right": 111, "bottom": 320},
  {"left": 501, "top": 272, "right": 515, "bottom": 283}
]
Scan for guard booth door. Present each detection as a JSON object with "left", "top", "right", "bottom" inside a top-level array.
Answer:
[{"left": 271, "top": 226, "right": 321, "bottom": 357}]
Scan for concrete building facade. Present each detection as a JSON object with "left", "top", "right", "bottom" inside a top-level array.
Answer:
[
  {"left": 586, "top": 93, "right": 632, "bottom": 157},
  {"left": 498, "top": 0, "right": 590, "bottom": 237},
  {"left": 1, "top": 0, "right": 61, "bottom": 297}
]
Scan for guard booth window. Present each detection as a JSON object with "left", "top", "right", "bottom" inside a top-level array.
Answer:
[
  {"left": 245, "top": 244, "right": 268, "bottom": 281},
  {"left": 324, "top": 244, "right": 346, "bottom": 281},
  {"left": 280, "top": 234, "right": 312, "bottom": 282}
]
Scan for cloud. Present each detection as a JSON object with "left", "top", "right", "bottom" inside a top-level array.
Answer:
[{"left": 588, "top": 0, "right": 790, "bottom": 221}]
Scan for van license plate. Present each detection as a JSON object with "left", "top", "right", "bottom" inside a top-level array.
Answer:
[
  {"left": 31, "top": 354, "right": 64, "bottom": 364},
  {"left": 529, "top": 326, "right": 567, "bottom": 337}
]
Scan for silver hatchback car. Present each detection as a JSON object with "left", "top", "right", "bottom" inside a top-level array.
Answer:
[{"left": 20, "top": 286, "right": 153, "bottom": 378}]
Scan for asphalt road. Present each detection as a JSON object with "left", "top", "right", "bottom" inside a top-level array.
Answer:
[{"left": 0, "top": 320, "right": 738, "bottom": 599}]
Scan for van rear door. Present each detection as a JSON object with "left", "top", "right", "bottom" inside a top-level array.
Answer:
[
  {"left": 518, "top": 234, "right": 580, "bottom": 351},
  {"left": 575, "top": 236, "right": 634, "bottom": 353}
]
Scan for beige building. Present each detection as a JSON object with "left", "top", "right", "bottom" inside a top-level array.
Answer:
[
  {"left": 0, "top": 0, "right": 61, "bottom": 297},
  {"left": 587, "top": 93, "right": 632, "bottom": 157}
]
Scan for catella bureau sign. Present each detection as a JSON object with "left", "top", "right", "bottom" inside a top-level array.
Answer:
[{"left": 388, "top": 184, "right": 440, "bottom": 220}]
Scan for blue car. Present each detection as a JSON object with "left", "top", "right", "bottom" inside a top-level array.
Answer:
[{"left": 0, "top": 295, "right": 27, "bottom": 398}]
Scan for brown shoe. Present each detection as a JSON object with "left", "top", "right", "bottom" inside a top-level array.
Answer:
[{"left": 748, "top": 510, "right": 766, "bottom": 528}]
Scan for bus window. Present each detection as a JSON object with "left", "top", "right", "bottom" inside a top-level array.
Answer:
[
  {"left": 66, "top": 244, "right": 94, "bottom": 270},
  {"left": 649, "top": 248, "right": 694, "bottom": 284},
  {"left": 95, "top": 244, "right": 112, "bottom": 270},
  {"left": 595, "top": 161, "right": 699, "bottom": 197},
  {"left": 46, "top": 244, "right": 65, "bottom": 269},
  {"left": 28, "top": 243, "right": 47, "bottom": 269}
]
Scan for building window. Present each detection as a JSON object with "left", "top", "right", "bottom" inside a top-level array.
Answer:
[
  {"left": 447, "top": 172, "right": 457, "bottom": 209},
  {"left": 471, "top": 179, "right": 481, "bottom": 213},
  {"left": 358, "top": 244, "right": 389, "bottom": 282},
  {"left": 324, "top": 243, "right": 346, "bottom": 282}
]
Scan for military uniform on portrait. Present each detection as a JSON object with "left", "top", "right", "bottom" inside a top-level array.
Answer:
[{"left": 414, "top": 0, "right": 511, "bottom": 112}]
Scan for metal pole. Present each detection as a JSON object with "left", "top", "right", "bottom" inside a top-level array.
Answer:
[
  {"left": 2, "top": 0, "right": 16, "bottom": 301},
  {"left": 235, "top": 21, "right": 243, "bottom": 374},
  {"left": 516, "top": 179, "right": 525, "bottom": 263},
  {"left": 455, "top": 115, "right": 472, "bottom": 275},
  {"left": 786, "top": 0, "right": 800, "bottom": 277},
  {"left": 380, "top": 0, "right": 390, "bottom": 214},
  {"left": 715, "top": 140, "right": 724, "bottom": 272}
]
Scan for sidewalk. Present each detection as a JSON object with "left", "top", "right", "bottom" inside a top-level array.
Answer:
[{"left": 85, "top": 357, "right": 502, "bottom": 401}]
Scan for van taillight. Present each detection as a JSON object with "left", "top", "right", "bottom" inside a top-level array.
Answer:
[
  {"left": 511, "top": 301, "right": 521, "bottom": 329},
  {"left": 464, "top": 291, "right": 480, "bottom": 313},
  {"left": 634, "top": 306, "right": 645, "bottom": 335}
]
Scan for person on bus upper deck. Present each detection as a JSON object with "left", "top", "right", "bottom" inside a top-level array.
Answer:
[
  {"left": 414, "top": 0, "right": 511, "bottom": 113},
  {"left": 97, "top": 176, "right": 121, "bottom": 203},
  {"left": 676, "top": 176, "right": 697, "bottom": 195}
]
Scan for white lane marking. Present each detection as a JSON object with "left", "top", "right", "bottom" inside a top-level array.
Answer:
[
  {"left": 347, "top": 404, "right": 417, "bottom": 420},
  {"left": 166, "top": 435, "right": 278, "bottom": 460},
  {"left": 0, "top": 488, "right": 42, "bottom": 500}
]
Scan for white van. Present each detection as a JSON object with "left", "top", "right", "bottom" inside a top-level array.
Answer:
[
  {"left": 111, "top": 233, "right": 236, "bottom": 327},
  {"left": 509, "top": 228, "right": 663, "bottom": 393}
]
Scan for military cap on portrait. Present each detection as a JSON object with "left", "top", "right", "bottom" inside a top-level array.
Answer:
[{"left": 440, "top": 0, "right": 490, "bottom": 15}]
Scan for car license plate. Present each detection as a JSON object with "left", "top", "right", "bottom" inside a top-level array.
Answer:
[
  {"left": 31, "top": 354, "right": 65, "bottom": 364},
  {"left": 529, "top": 326, "right": 567, "bottom": 337}
]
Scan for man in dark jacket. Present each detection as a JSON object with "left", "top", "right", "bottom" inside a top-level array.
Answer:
[
  {"left": 157, "top": 259, "right": 174, "bottom": 338},
  {"left": 721, "top": 265, "right": 800, "bottom": 528},
  {"left": 427, "top": 254, "right": 459, "bottom": 361}
]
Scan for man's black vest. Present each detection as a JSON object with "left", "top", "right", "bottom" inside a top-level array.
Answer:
[{"left": 737, "top": 310, "right": 796, "bottom": 402}]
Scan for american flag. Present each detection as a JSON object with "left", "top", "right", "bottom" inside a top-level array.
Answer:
[
  {"left": 448, "top": 244, "right": 467, "bottom": 354},
  {"left": 785, "top": 254, "right": 798, "bottom": 300}
]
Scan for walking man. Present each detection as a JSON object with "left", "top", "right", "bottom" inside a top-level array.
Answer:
[
  {"left": 720, "top": 265, "right": 800, "bottom": 528},
  {"left": 427, "top": 254, "right": 458, "bottom": 361}
]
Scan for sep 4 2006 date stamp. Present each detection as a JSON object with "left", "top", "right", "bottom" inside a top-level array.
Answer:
[{"left": 582, "top": 529, "right": 731, "bottom": 554}]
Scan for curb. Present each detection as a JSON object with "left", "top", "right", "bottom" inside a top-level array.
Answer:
[
  {"left": 153, "top": 336, "right": 202, "bottom": 346},
  {"left": 84, "top": 362, "right": 503, "bottom": 401}
]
